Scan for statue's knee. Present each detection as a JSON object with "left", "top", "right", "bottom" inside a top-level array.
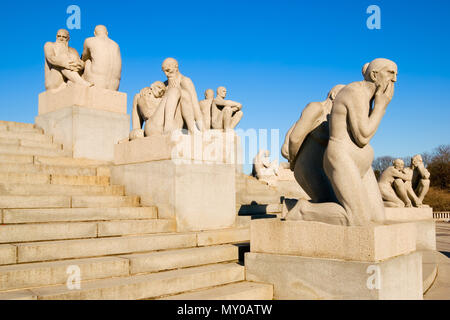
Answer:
[
  {"left": 223, "top": 107, "right": 232, "bottom": 115},
  {"left": 394, "top": 179, "right": 404, "bottom": 188}
]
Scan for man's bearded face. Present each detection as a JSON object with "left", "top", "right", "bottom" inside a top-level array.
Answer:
[{"left": 56, "top": 32, "right": 69, "bottom": 44}]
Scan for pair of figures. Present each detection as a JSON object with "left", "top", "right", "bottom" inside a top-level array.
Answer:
[
  {"left": 199, "top": 87, "right": 243, "bottom": 130},
  {"left": 130, "top": 58, "right": 243, "bottom": 139},
  {"left": 44, "top": 26, "right": 121, "bottom": 92},
  {"left": 378, "top": 156, "right": 430, "bottom": 208},
  {"left": 282, "top": 58, "right": 398, "bottom": 226}
]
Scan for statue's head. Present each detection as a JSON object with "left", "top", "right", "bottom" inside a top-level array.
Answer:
[
  {"left": 217, "top": 86, "right": 227, "bottom": 98},
  {"left": 204, "top": 89, "right": 214, "bottom": 99},
  {"left": 393, "top": 159, "right": 404, "bottom": 170},
  {"left": 162, "top": 58, "right": 179, "bottom": 79},
  {"left": 411, "top": 154, "right": 423, "bottom": 167},
  {"left": 56, "top": 29, "right": 70, "bottom": 43},
  {"left": 327, "top": 84, "right": 346, "bottom": 100},
  {"left": 364, "top": 58, "right": 398, "bottom": 86},
  {"left": 94, "top": 25, "right": 108, "bottom": 37},
  {"left": 151, "top": 81, "right": 166, "bottom": 98}
]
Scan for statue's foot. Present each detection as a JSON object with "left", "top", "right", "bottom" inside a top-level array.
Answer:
[{"left": 285, "top": 199, "right": 308, "bottom": 221}]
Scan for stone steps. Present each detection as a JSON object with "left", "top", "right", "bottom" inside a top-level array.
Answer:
[
  {"left": 0, "top": 245, "right": 240, "bottom": 292},
  {"left": 0, "top": 130, "right": 53, "bottom": 143},
  {"left": 8, "top": 228, "right": 249, "bottom": 264},
  {"left": 0, "top": 219, "right": 175, "bottom": 244},
  {"left": 27, "top": 263, "right": 244, "bottom": 300},
  {"left": 0, "top": 195, "right": 140, "bottom": 209},
  {"left": 0, "top": 256, "right": 129, "bottom": 291},
  {"left": 0, "top": 163, "right": 100, "bottom": 176},
  {"left": 0, "top": 172, "right": 109, "bottom": 186},
  {"left": 0, "top": 183, "right": 124, "bottom": 196},
  {"left": 120, "top": 245, "right": 240, "bottom": 274},
  {"left": 0, "top": 137, "right": 61, "bottom": 150},
  {"left": 2, "top": 207, "right": 157, "bottom": 224},
  {"left": 0, "top": 121, "right": 43, "bottom": 134},
  {"left": 0, "top": 144, "right": 64, "bottom": 157},
  {"left": 158, "top": 281, "right": 273, "bottom": 300}
]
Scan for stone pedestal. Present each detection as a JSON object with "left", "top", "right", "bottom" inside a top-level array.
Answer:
[
  {"left": 385, "top": 207, "right": 436, "bottom": 251},
  {"left": 35, "top": 85, "right": 129, "bottom": 162},
  {"left": 112, "top": 131, "right": 239, "bottom": 232},
  {"left": 245, "top": 219, "right": 423, "bottom": 300}
]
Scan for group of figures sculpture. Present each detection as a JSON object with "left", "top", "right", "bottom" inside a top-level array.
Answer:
[
  {"left": 130, "top": 71, "right": 243, "bottom": 139},
  {"left": 378, "top": 155, "right": 430, "bottom": 208},
  {"left": 44, "top": 26, "right": 121, "bottom": 92},
  {"left": 44, "top": 27, "right": 243, "bottom": 140},
  {"left": 44, "top": 27, "right": 430, "bottom": 228}
]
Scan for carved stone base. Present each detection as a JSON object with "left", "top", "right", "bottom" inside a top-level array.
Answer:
[
  {"left": 385, "top": 207, "right": 436, "bottom": 251},
  {"left": 35, "top": 106, "right": 129, "bottom": 161},
  {"left": 38, "top": 84, "right": 127, "bottom": 115},
  {"left": 112, "top": 132, "right": 238, "bottom": 232},
  {"left": 245, "top": 251, "right": 423, "bottom": 300}
]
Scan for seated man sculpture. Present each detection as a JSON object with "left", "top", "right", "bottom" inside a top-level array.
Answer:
[
  {"left": 199, "top": 89, "right": 214, "bottom": 129},
  {"left": 44, "top": 29, "right": 92, "bottom": 91},
  {"left": 211, "top": 87, "right": 243, "bottom": 130},
  {"left": 157, "top": 58, "right": 205, "bottom": 134},
  {"left": 252, "top": 150, "right": 279, "bottom": 186},
  {"left": 129, "top": 81, "right": 167, "bottom": 140},
  {"left": 378, "top": 159, "right": 413, "bottom": 207},
  {"left": 81, "top": 25, "right": 122, "bottom": 91},
  {"left": 404, "top": 154, "right": 431, "bottom": 207}
]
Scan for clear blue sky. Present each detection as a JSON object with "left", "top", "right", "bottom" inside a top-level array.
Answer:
[{"left": 0, "top": 0, "right": 449, "bottom": 171}]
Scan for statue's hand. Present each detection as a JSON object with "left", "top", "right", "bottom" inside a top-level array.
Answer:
[
  {"left": 374, "top": 81, "right": 394, "bottom": 108},
  {"left": 129, "top": 129, "right": 144, "bottom": 140}
]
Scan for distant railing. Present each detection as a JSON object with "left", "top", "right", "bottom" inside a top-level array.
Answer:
[{"left": 433, "top": 212, "right": 450, "bottom": 222}]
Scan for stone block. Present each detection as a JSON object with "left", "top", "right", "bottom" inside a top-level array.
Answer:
[
  {"left": 112, "top": 134, "right": 237, "bottom": 232},
  {"left": 245, "top": 252, "right": 423, "bottom": 300},
  {"left": 250, "top": 219, "right": 416, "bottom": 262},
  {"left": 35, "top": 106, "right": 129, "bottom": 161},
  {"left": 385, "top": 207, "right": 433, "bottom": 222},
  {"left": 38, "top": 85, "right": 127, "bottom": 115},
  {"left": 114, "top": 130, "right": 241, "bottom": 165},
  {"left": 384, "top": 208, "right": 436, "bottom": 251}
]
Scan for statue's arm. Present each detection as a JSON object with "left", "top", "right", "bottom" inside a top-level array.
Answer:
[
  {"left": 417, "top": 165, "right": 431, "bottom": 179},
  {"left": 182, "top": 78, "right": 202, "bottom": 110},
  {"left": 346, "top": 84, "right": 392, "bottom": 148},
  {"left": 288, "top": 103, "right": 322, "bottom": 162},
  {"left": 131, "top": 94, "right": 143, "bottom": 130},
  {"left": 281, "top": 125, "right": 295, "bottom": 160},
  {"left": 346, "top": 101, "right": 386, "bottom": 148},
  {"left": 44, "top": 43, "right": 69, "bottom": 69},
  {"left": 392, "top": 169, "right": 411, "bottom": 181},
  {"left": 81, "top": 40, "right": 91, "bottom": 62}
]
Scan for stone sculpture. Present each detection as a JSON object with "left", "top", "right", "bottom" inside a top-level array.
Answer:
[
  {"left": 199, "top": 89, "right": 214, "bottom": 129},
  {"left": 44, "top": 29, "right": 92, "bottom": 91},
  {"left": 284, "top": 58, "right": 398, "bottom": 226},
  {"left": 282, "top": 84, "right": 345, "bottom": 203},
  {"left": 252, "top": 150, "right": 279, "bottom": 186},
  {"left": 408, "top": 154, "right": 431, "bottom": 205},
  {"left": 379, "top": 155, "right": 430, "bottom": 208},
  {"left": 378, "top": 159, "right": 413, "bottom": 207},
  {"left": 211, "top": 87, "right": 243, "bottom": 130},
  {"left": 157, "top": 58, "right": 205, "bottom": 134},
  {"left": 81, "top": 25, "right": 122, "bottom": 91},
  {"left": 129, "top": 81, "right": 167, "bottom": 140}
]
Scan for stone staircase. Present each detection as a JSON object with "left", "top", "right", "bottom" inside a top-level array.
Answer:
[{"left": 0, "top": 121, "right": 273, "bottom": 300}]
